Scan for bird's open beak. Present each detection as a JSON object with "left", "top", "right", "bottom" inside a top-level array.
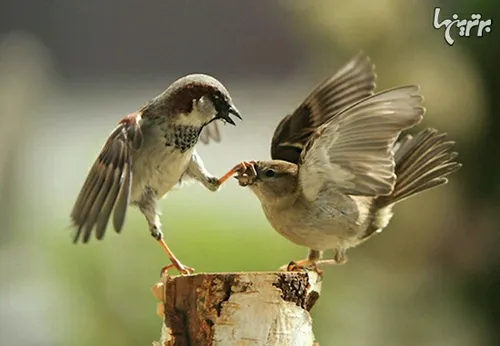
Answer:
[{"left": 218, "top": 105, "right": 242, "bottom": 126}]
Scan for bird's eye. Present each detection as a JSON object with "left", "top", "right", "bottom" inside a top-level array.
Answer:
[{"left": 265, "top": 169, "right": 275, "bottom": 177}]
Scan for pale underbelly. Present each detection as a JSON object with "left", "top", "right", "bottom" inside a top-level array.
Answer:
[
  {"left": 130, "top": 146, "right": 192, "bottom": 202},
  {"left": 264, "top": 208, "right": 362, "bottom": 251}
]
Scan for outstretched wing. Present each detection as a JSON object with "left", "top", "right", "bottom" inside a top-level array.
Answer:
[
  {"left": 270, "top": 52, "right": 377, "bottom": 164},
  {"left": 298, "top": 86, "right": 424, "bottom": 201},
  {"left": 70, "top": 113, "right": 143, "bottom": 243},
  {"left": 199, "top": 121, "right": 221, "bottom": 144}
]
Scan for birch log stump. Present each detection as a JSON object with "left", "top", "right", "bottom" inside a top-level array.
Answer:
[{"left": 151, "top": 271, "right": 322, "bottom": 346}]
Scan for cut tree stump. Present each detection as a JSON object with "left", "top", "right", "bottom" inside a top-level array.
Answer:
[{"left": 151, "top": 271, "right": 322, "bottom": 346}]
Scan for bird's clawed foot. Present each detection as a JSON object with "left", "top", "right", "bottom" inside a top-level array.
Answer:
[
  {"left": 218, "top": 161, "right": 257, "bottom": 186},
  {"left": 314, "top": 249, "right": 348, "bottom": 266},
  {"left": 233, "top": 161, "right": 258, "bottom": 186},
  {"left": 236, "top": 160, "right": 258, "bottom": 175},
  {"left": 160, "top": 261, "right": 195, "bottom": 277},
  {"left": 280, "top": 259, "right": 324, "bottom": 276},
  {"left": 280, "top": 249, "right": 348, "bottom": 275},
  {"left": 154, "top": 231, "right": 195, "bottom": 276}
]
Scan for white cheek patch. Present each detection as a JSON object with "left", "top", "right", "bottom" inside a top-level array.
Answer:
[{"left": 174, "top": 97, "right": 217, "bottom": 127}]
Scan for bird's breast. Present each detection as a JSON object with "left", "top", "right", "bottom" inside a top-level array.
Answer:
[
  {"left": 163, "top": 123, "right": 202, "bottom": 152},
  {"left": 129, "top": 128, "right": 194, "bottom": 202},
  {"left": 260, "top": 192, "right": 365, "bottom": 251}
]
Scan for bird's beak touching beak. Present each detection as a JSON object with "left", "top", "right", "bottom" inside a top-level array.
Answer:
[{"left": 218, "top": 105, "right": 242, "bottom": 126}]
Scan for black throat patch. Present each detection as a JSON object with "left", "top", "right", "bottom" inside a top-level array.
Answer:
[{"left": 164, "top": 124, "right": 203, "bottom": 152}]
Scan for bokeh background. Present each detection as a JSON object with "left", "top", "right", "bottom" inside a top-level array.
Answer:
[{"left": 1, "top": 1, "right": 499, "bottom": 345}]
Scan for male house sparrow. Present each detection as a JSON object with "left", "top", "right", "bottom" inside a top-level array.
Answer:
[
  {"left": 226, "top": 54, "right": 461, "bottom": 271},
  {"left": 70, "top": 74, "right": 241, "bottom": 274}
]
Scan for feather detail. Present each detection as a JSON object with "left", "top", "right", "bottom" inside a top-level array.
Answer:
[
  {"left": 271, "top": 52, "right": 377, "bottom": 164},
  {"left": 70, "top": 112, "right": 143, "bottom": 243},
  {"left": 298, "top": 86, "right": 424, "bottom": 201}
]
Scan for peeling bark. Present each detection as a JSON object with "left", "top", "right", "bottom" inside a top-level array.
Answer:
[{"left": 151, "top": 271, "right": 322, "bottom": 346}]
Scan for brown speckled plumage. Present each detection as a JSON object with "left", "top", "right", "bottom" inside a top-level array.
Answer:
[{"left": 70, "top": 73, "right": 241, "bottom": 274}]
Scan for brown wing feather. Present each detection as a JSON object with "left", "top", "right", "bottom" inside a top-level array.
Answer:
[
  {"left": 270, "top": 52, "right": 377, "bottom": 164},
  {"left": 297, "top": 86, "right": 424, "bottom": 201},
  {"left": 70, "top": 114, "right": 142, "bottom": 243},
  {"left": 376, "top": 128, "right": 462, "bottom": 207}
]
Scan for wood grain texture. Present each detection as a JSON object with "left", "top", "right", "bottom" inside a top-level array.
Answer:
[{"left": 151, "top": 271, "right": 322, "bottom": 346}]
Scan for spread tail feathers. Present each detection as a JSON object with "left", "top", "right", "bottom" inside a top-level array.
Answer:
[{"left": 376, "top": 128, "right": 462, "bottom": 208}]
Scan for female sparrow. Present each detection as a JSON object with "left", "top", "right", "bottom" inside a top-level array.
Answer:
[{"left": 224, "top": 54, "right": 461, "bottom": 272}]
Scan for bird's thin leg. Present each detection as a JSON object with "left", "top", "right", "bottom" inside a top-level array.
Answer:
[
  {"left": 333, "top": 248, "right": 348, "bottom": 264},
  {"left": 280, "top": 249, "right": 324, "bottom": 275},
  {"left": 315, "top": 248, "right": 349, "bottom": 266},
  {"left": 151, "top": 225, "right": 194, "bottom": 276},
  {"left": 137, "top": 189, "right": 194, "bottom": 275},
  {"left": 186, "top": 153, "right": 257, "bottom": 191},
  {"left": 217, "top": 161, "right": 257, "bottom": 185},
  {"left": 185, "top": 151, "right": 221, "bottom": 192}
]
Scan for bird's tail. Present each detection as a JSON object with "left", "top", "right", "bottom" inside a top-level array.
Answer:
[{"left": 376, "top": 128, "right": 462, "bottom": 208}]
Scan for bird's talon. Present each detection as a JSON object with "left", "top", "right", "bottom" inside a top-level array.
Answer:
[
  {"left": 280, "top": 259, "right": 323, "bottom": 276},
  {"left": 312, "top": 265, "right": 324, "bottom": 276},
  {"left": 160, "top": 263, "right": 194, "bottom": 276},
  {"left": 235, "top": 162, "right": 249, "bottom": 174},
  {"left": 177, "top": 266, "right": 195, "bottom": 275},
  {"left": 279, "top": 260, "right": 305, "bottom": 272},
  {"left": 218, "top": 161, "right": 257, "bottom": 185},
  {"left": 236, "top": 161, "right": 257, "bottom": 176},
  {"left": 246, "top": 161, "right": 257, "bottom": 176},
  {"left": 287, "top": 260, "right": 301, "bottom": 272},
  {"left": 177, "top": 264, "right": 195, "bottom": 275},
  {"left": 160, "top": 264, "right": 175, "bottom": 277}
]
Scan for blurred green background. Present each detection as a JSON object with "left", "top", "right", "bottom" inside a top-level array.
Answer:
[{"left": 0, "top": 1, "right": 499, "bottom": 345}]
